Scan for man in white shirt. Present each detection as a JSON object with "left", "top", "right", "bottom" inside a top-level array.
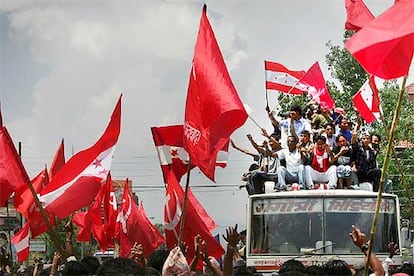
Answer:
[{"left": 271, "top": 135, "right": 306, "bottom": 190}]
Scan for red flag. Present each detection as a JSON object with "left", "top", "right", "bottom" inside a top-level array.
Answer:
[
  {"left": 28, "top": 208, "right": 56, "bottom": 238},
  {"left": 72, "top": 212, "right": 92, "bottom": 242},
  {"left": 116, "top": 180, "right": 164, "bottom": 258},
  {"left": 151, "top": 125, "right": 229, "bottom": 183},
  {"left": 301, "top": 62, "right": 335, "bottom": 110},
  {"left": 264, "top": 61, "right": 307, "bottom": 95},
  {"left": 164, "top": 172, "right": 224, "bottom": 266},
  {"left": 39, "top": 95, "right": 122, "bottom": 219},
  {"left": 345, "top": 0, "right": 414, "bottom": 80},
  {"left": 345, "top": 0, "right": 375, "bottom": 31},
  {"left": 49, "top": 139, "right": 65, "bottom": 180},
  {"left": 14, "top": 167, "right": 56, "bottom": 238},
  {"left": 14, "top": 168, "right": 48, "bottom": 218},
  {"left": 183, "top": 5, "right": 247, "bottom": 181},
  {"left": 352, "top": 76, "right": 381, "bottom": 123},
  {"left": 11, "top": 223, "right": 30, "bottom": 262},
  {"left": 103, "top": 172, "right": 117, "bottom": 248},
  {"left": 137, "top": 203, "right": 166, "bottom": 256},
  {"left": 0, "top": 122, "right": 30, "bottom": 206},
  {"left": 72, "top": 185, "right": 104, "bottom": 242}
]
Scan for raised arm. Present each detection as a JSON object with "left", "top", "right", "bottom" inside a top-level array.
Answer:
[{"left": 349, "top": 225, "right": 385, "bottom": 276}]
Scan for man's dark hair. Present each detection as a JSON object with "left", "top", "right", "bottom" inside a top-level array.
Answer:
[
  {"left": 335, "top": 134, "right": 348, "bottom": 143},
  {"left": 248, "top": 163, "right": 260, "bottom": 172},
  {"left": 146, "top": 249, "right": 170, "bottom": 273},
  {"left": 371, "top": 133, "right": 381, "bottom": 142},
  {"left": 323, "top": 259, "right": 352, "bottom": 276},
  {"left": 290, "top": 105, "right": 302, "bottom": 115},
  {"left": 80, "top": 256, "right": 100, "bottom": 275},
  {"left": 96, "top": 258, "right": 141, "bottom": 276},
  {"left": 61, "top": 260, "right": 89, "bottom": 276},
  {"left": 313, "top": 134, "right": 326, "bottom": 143},
  {"left": 279, "top": 259, "right": 305, "bottom": 274},
  {"left": 287, "top": 135, "right": 298, "bottom": 143},
  {"left": 305, "top": 264, "right": 324, "bottom": 276}
]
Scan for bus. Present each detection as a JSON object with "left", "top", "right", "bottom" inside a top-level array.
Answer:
[{"left": 246, "top": 189, "right": 403, "bottom": 273}]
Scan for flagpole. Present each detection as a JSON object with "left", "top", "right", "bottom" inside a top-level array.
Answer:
[
  {"left": 369, "top": 77, "right": 414, "bottom": 220},
  {"left": 26, "top": 173, "right": 65, "bottom": 258},
  {"left": 264, "top": 61, "right": 269, "bottom": 111},
  {"left": 178, "top": 158, "right": 192, "bottom": 246},
  {"left": 364, "top": 76, "right": 408, "bottom": 275}
]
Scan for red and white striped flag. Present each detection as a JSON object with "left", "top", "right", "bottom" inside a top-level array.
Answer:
[
  {"left": 151, "top": 125, "right": 228, "bottom": 183},
  {"left": 352, "top": 76, "right": 381, "bottom": 124},
  {"left": 39, "top": 95, "right": 122, "bottom": 219},
  {"left": 265, "top": 61, "right": 307, "bottom": 95},
  {"left": 11, "top": 223, "right": 30, "bottom": 262}
]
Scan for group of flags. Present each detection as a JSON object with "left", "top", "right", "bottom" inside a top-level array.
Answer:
[
  {"left": 265, "top": 0, "right": 413, "bottom": 124},
  {"left": 1, "top": 0, "right": 413, "bottom": 267}
]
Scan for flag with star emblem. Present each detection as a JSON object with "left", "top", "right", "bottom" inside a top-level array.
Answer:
[
  {"left": 39, "top": 95, "right": 122, "bottom": 219},
  {"left": 352, "top": 76, "right": 381, "bottom": 123},
  {"left": 151, "top": 125, "right": 228, "bottom": 183},
  {"left": 265, "top": 61, "right": 307, "bottom": 95}
]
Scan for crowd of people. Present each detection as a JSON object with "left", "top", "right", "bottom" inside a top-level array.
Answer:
[
  {"left": 232, "top": 102, "right": 389, "bottom": 195},
  {"left": 1, "top": 223, "right": 413, "bottom": 276}
]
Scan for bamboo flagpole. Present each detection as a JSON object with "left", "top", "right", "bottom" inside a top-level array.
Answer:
[
  {"left": 243, "top": 103, "right": 263, "bottom": 130},
  {"left": 178, "top": 158, "right": 192, "bottom": 246},
  {"left": 369, "top": 77, "right": 414, "bottom": 220},
  {"left": 25, "top": 169, "right": 65, "bottom": 258},
  {"left": 364, "top": 76, "right": 408, "bottom": 276}
]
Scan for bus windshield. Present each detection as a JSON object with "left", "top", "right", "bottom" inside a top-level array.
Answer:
[{"left": 249, "top": 196, "right": 398, "bottom": 256}]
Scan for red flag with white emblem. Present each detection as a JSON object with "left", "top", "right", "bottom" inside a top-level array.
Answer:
[
  {"left": 151, "top": 125, "right": 228, "bottom": 183},
  {"left": 164, "top": 171, "right": 224, "bottom": 266},
  {"left": 39, "top": 95, "right": 122, "bottom": 219},
  {"left": 183, "top": 5, "right": 247, "bottom": 181},
  {"left": 117, "top": 180, "right": 164, "bottom": 258},
  {"left": 352, "top": 76, "right": 381, "bottom": 123}
]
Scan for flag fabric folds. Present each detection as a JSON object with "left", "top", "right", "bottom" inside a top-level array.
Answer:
[
  {"left": 345, "top": 0, "right": 414, "bottom": 80},
  {"left": 102, "top": 172, "right": 117, "bottom": 248},
  {"left": 117, "top": 180, "right": 164, "bottom": 258},
  {"left": 345, "top": 0, "right": 375, "bottom": 31},
  {"left": 264, "top": 61, "right": 307, "bottom": 95},
  {"left": 39, "top": 95, "right": 122, "bottom": 219},
  {"left": 301, "top": 62, "right": 336, "bottom": 110},
  {"left": 0, "top": 119, "right": 30, "bottom": 206},
  {"left": 14, "top": 168, "right": 48, "bottom": 218},
  {"left": 151, "top": 125, "right": 228, "bottom": 183},
  {"left": 352, "top": 76, "right": 381, "bottom": 123},
  {"left": 183, "top": 5, "right": 247, "bottom": 181},
  {"left": 11, "top": 223, "right": 30, "bottom": 262},
  {"left": 164, "top": 171, "right": 224, "bottom": 266},
  {"left": 49, "top": 139, "right": 65, "bottom": 180}
]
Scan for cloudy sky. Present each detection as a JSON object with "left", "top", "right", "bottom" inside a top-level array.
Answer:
[{"left": 0, "top": 0, "right": 404, "bottom": 233}]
